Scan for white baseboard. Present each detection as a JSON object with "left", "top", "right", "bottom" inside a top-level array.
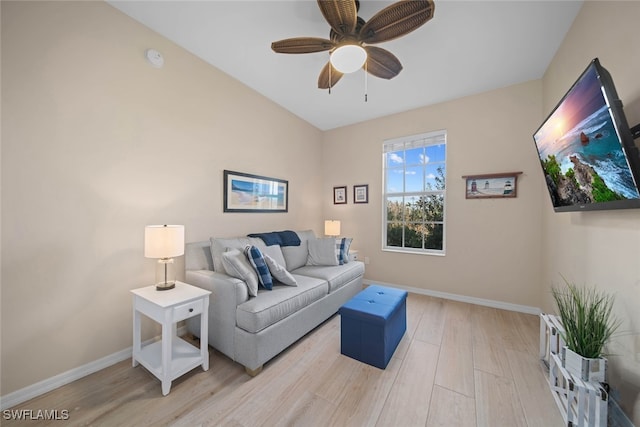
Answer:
[
  {"left": 363, "top": 279, "right": 541, "bottom": 315},
  {"left": 0, "top": 326, "right": 187, "bottom": 410},
  {"left": 0, "top": 346, "right": 132, "bottom": 411}
]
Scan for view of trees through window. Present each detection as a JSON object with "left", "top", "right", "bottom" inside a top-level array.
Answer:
[{"left": 383, "top": 131, "right": 446, "bottom": 253}]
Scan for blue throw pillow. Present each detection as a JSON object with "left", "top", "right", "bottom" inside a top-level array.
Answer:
[
  {"left": 335, "top": 238, "right": 345, "bottom": 265},
  {"left": 245, "top": 245, "right": 273, "bottom": 290},
  {"left": 336, "top": 237, "right": 353, "bottom": 264}
]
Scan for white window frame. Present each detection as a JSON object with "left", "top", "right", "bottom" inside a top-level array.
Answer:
[{"left": 382, "top": 130, "right": 447, "bottom": 256}]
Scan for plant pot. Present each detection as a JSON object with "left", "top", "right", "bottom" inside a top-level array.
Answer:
[{"left": 561, "top": 346, "right": 607, "bottom": 383}]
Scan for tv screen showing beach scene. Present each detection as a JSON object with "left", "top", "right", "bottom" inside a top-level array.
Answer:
[{"left": 533, "top": 59, "right": 640, "bottom": 211}]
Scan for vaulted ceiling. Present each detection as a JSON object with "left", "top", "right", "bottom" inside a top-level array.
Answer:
[{"left": 108, "top": 1, "right": 583, "bottom": 130}]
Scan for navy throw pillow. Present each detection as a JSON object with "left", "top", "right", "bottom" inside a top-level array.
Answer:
[{"left": 245, "top": 245, "right": 273, "bottom": 290}]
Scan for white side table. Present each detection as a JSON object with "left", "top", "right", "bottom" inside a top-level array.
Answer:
[{"left": 131, "top": 281, "right": 211, "bottom": 396}]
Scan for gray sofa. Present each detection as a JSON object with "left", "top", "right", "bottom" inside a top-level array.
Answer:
[{"left": 185, "top": 230, "right": 365, "bottom": 376}]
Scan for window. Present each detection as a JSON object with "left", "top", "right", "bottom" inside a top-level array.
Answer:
[{"left": 383, "top": 130, "right": 446, "bottom": 255}]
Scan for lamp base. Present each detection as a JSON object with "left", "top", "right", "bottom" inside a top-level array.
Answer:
[
  {"left": 156, "top": 282, "right": 175, "bottom": 291},
  {"left": 155, "top": 258, "right": 176, "bottom": 291}
]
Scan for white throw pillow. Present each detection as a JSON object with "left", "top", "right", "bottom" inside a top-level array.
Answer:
[
  {"left": 263, "top": 254, "right": 297, "bottom": 286},
  {"left": 221, "top": 249, "right": 259, "bottom": 297},
  {"left": 307, "top": 238, "right": 340, "bottom": 266},
  {"left": 210, "top": 236, "right": 256, "bottom": 273}
]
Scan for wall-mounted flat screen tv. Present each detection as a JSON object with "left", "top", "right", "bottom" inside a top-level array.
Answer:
[{"left": 533, "top": 58, "right": 640, "bottom": 212}]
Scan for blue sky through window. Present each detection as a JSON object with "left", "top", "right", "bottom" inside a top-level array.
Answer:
[{"left": 386, "top": 144, "right": 446, "bottom": 193}]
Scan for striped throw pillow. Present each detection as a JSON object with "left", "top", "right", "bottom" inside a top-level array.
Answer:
[
  {"left": 244, "top": 245, "right": 273, "bottom": 290},
  {"left": 335, "top": 237, "right": 353, "bottom": 265}
]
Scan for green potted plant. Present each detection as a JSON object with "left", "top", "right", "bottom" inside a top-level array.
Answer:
[{"left": 551, "top": 277, "right": 620, "bottom": 382}]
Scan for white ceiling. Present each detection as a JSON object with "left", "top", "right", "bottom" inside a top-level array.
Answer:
[{"left": 108, "top": 0, "right": 583, "bottom": 131}]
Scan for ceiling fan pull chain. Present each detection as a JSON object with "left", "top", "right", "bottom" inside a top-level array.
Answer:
[
  {"left": 364, "top": 62, "right": 368, "bottom": 102},
  {"left": 329, "top": 61, "right": 332, "bottom": 94}
]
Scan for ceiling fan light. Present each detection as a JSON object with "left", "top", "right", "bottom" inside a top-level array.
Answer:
[{"left": 330, "top": 44, "right": 367, "bottom": 74}]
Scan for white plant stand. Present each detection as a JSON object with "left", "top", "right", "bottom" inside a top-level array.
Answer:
[
  {"left": 540, "top": 313, "right": 565, "bottom": 368},
  {"left": 539, "top": 314, "right": 608, "bottom": 427}
]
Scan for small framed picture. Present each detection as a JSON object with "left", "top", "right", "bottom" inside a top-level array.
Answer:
[
  {"left": 354, "top": 184, "right": 369, "bottom": 204},
  {"left": 333, "top": 186, "right": 347, "bottom": 204},
  {"left": 462, "top": 172, "right": 522, "bottom": 199}
]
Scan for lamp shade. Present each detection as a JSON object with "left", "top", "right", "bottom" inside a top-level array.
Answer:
[
  {"left": 324, "top": 220, "right": 341, "bottom": 237},
  {"left": 330, "top": 44, "right": 367, "bottom": 74},
  {"left": 144, "top": 225, "right": 185, "bottom": 259}
]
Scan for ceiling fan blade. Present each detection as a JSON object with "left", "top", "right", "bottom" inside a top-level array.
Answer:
[
  {"left": 317, "top": 0, "right": 358, "bottom": 37},
  {"left": 359, "top": 0, "right": 435, "bottom": 44},
  {"left": 364, "top": 46, "right": 402, "bottom": 79},
  {"left": 271, "top": 37, "right": 334, "bottom": 54},
  {"left": 318, "top": 61, "right": 344, "bottom": 89}
]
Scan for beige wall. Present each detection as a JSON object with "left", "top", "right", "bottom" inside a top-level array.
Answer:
[
  {"left": 3, "top": 1, "right": 639, "bottom": 421},
  {"left": 1, "top": 1, "right": 323, "bottom": 395},
  {"left": 540, "top": 2, "right": 640, "bottom": 423},
  {"left": 323, "top": 80, "right": 545, "bottom": 308}
]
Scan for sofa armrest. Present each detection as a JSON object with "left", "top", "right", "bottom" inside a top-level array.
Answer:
[
  {"left": 185, "top": 270, "right": 249, "bottom": 361},
  {"left": 186, "top": 270, "right": 249, "bottom": 305}
]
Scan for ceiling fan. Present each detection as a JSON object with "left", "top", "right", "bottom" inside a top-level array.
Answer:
[{"left": 271, "top": 0, "right": 435, "bottom": 90}]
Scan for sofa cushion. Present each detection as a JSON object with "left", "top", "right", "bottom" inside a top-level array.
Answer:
[
  {"left": 293, "top": 261, "right": 365, "bottom": 293},
  {"left": 185, "top": 241, "right": 215, "bottom": 271},
  {"left": 236, "top": 275, "right": 328, "bottom": 333},
  {"left": 282, "top": 230, "right": 315, "bottom": 271},
  {"left": 307, "top": 238, "right": 339, "bottom": 266},
  {"left": 221, "top": 249, "right": 259, "bottom": 297},
  {"left": 210, "top": 236, "right": 263, "bottom": 272},
  {"left": 263, "top": 254, "right": 297, "bottom": 286},
  {"left": 282, "top": 240, "right": 308, "bottom": 271},
  {"left": 261, "top": 244, "right": 286, "bottom": 268}
]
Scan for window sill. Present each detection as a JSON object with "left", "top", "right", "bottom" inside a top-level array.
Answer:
[{"left": 382, "top": 247, "right": 446, "bottom": 257}]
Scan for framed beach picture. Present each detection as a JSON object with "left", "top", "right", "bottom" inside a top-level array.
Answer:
[
  {"left": 223, "top": 170, "right": 288, "bottom": 212},
  {"left": 354, "top": 184, "right": 369, "bottom": 204},
  {"left": 334, "top": 186, "right": 347, "bottom": 204},
  {"left": 463, "top": 172, "right": 522, "bottom": 199}
]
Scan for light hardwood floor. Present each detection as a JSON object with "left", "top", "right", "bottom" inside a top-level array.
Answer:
[{"left": 4, "top": 293, "right": 564, "bottom": 426}]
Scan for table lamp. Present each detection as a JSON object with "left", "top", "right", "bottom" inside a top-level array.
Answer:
[
  {"left": 145, "top": 224, "right": 185, "bottom": 291},
  {"left": 324, "top": 220, "right": 341, "bottom": 238}
]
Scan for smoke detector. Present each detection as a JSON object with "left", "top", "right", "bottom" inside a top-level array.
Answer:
[{"left": 145, "top": 49, "right": 164, "bottom": 68}]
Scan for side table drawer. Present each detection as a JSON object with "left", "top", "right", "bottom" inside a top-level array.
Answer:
[{"left": 173, "top": 299, "right": 203, "bottom": 322}]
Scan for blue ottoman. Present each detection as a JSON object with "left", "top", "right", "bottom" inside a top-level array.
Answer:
[{"left": 339, "top": 285, "right": 408, "bottom": 369}]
